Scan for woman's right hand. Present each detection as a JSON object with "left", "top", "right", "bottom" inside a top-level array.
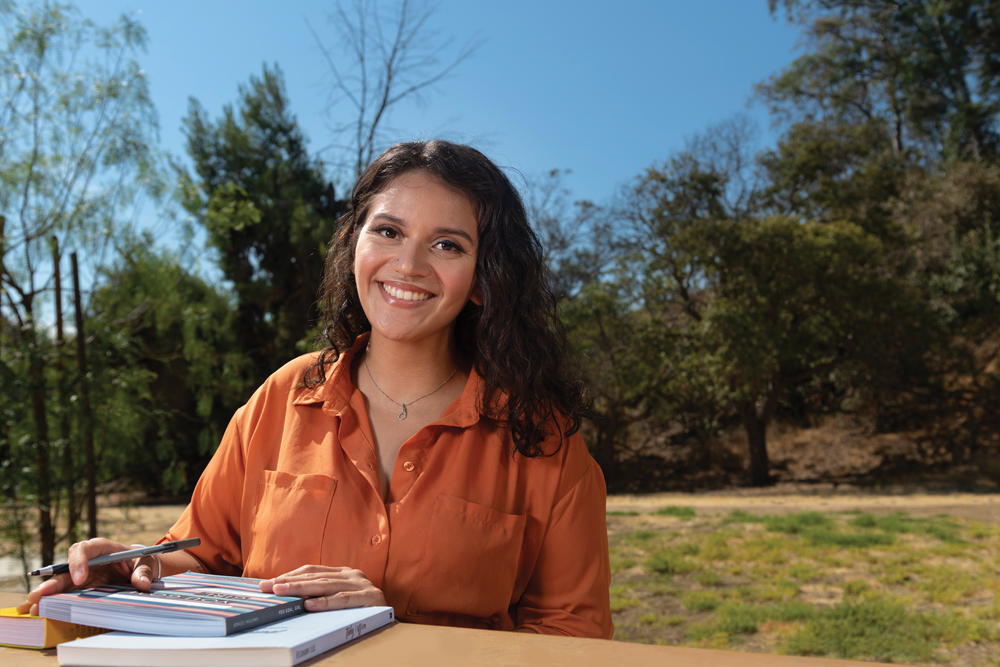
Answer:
[{"left": 16, "top": 538, "right": 158, "bottom": 616}]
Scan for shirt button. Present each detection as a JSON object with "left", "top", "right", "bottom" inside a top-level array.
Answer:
[
  {"left": 402, "top": 461, "right": 415, "bottom": 472},
  {"left": 371, "top": 535, "right": 381, "bottom": 546},
  {"left": 367, "top": 460, "right": 375, "bottom": 471}
]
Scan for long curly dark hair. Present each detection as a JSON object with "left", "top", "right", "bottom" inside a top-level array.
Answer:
[{"left": 304, "top": 140, "right": 585, "bottom": 457}]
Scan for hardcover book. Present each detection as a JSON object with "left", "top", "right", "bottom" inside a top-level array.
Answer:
[
  {"left": 56, "top": 605, "right": 395, "bottom": 667},
  {"left": 39, "top": 571, "right": 304, "bottom": 637},
  {"left": 0, "top": 607, "right": 106, "bottom": 649}
]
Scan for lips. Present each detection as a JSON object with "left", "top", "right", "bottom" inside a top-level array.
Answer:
[{"left": 380, "top": 282, "right": 433, "bottom": 302}]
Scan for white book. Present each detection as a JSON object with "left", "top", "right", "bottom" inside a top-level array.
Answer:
[{"left": 57, "top": 606, "right": 395, "bottom": 667}]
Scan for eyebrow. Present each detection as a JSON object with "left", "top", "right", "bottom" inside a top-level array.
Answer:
[{"left": 370, "top": 213, "right": 476, "bottom": 246}]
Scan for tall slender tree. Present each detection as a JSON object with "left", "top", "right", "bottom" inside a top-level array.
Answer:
[
  {"left": 178, "top": 65, "right": 339, "bottom": 388},
  {"left": 0, "top": 1, "right": 160, "bottom": 564}
]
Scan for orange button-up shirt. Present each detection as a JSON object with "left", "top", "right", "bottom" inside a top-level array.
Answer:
[{"left": 163, "top": 335, "right": 613, "bottom": 638}]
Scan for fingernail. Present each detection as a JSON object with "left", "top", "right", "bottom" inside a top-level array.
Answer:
[
  {"left": 304, "top": 599, "right": 317, "bottom": 610},
  {"left": 273, "top": 583, "right": 287, "bottom": 592},
  {"left": 70, "top": 566, "right": 83, "bottom": 582},
  {"left": 139, "top": 575, "right": 149, "bottom": 583}
]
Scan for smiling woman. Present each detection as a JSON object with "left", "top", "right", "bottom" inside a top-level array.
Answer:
[{"left": 21, "top": 141, "right": 613, "bottom": 639}]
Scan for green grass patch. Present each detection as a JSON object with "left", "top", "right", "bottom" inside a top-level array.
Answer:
[
  {"left": 700, "top": 532, "right": 732, "bottom": 560},
  {"left": 847, "top": 512, "right": 965, "bottom": 543},
  {"left": 788, "top": 562, "right": 820, "bottom": 582},
  {"left": 695, "top": 570, "right": 722, "bottom": 586},
  {"left": 764, "top": 512, "right": 833, "bottom": 534},
  {"left": 648, "top": 550, "right": 699, "bottom": 576},
  {"left": 653, "top": 506, "right": 696, "bottom": 520},
  {"left": 609, "top": 583, "right": 641, "bottom": 612},
  {"left": 607, "top": 502, "right": 998, "bottom": 663},
  {"left": 685, "top": 601, "right": 818, "bottom": 640},
  {"left": 842, "top": 580, "right": 870, "bottom": 597},
  {"left": 675, "top": 542, "right": 700, "bottom": 556},
  {"left": 682, "top": 590, "right": 722, "bottom": 611},
  {"left": 782, "top": 599, "right": 949, "bottom": 663},
  {"left": 609, "top": 551, "right": 637, "bottom": 574},
  {"left": 630, "top": 529, "right": 658, "bottom": 541},
  {"left": 607, "top": 510, "right": 639, "bottom": 516},
  {"left": 802, "top": 526, "right": 896, "bottom": 548},
  {"left": 722, "top": 509, "right": 765, "bottom": 524}
]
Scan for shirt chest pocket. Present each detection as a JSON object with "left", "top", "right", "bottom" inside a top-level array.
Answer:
[
  {"left": 245, "top": 470, "right": 338, "bottom": 578},
  {"left": 406, "top": 495, "right": 526, "bottom": 621}
]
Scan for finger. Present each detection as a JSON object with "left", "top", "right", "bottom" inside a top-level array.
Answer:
[
  {"left": 17, "top": 573, "right": 72, "bottom": 615},
  {"left": 130, "top": 561, "right": 156, "bottom": 592},
  {"left": 67, "top": 539, "right": 130, "bottom": 586},
  {"left": 304, "top": 588, "right": 386, "bottom": 611},
  {"left": 271, "top": 565, "right": 349, "bottom": 582},
  {"left": 271, "top": 576, "right": 370, "bottom": 598},
  {"left": 270, "top": 567, "right": 357, "bottom": 585}
]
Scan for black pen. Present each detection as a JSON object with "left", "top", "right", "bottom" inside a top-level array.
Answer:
[{"left": 29, "top": 538, "right": 201, "bottom": 577}]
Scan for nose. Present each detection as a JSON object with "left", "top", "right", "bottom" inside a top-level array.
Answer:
[{"left": 394, "top": 240, "right": 430, "bottom": 279}]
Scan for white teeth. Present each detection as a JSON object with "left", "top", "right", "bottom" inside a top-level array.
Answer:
[{"left": 382, "top": 283, "right": 430, "bottom": 301}]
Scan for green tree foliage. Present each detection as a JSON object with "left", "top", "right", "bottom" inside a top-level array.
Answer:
[
  {"left": 0, "top": 0, "right": 161, "bottom": 564},
  {"left": 699, "top": 216, "right": 929, "bottom": 485},
  {"left": 593, "top": 126, "right": 931, "bottom": 486},
  {"left": 177, "top": 64, "right": 340, "bottom": 387},
  {"left": 763, "top": 0, "right": 1000, "bottom": 161},
  {"left": 85, "top": 242, "right": 251, "bottom": 495}
]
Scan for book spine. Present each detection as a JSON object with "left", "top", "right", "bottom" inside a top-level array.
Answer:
[{"left": 224, "top": 598, "right": 305, "bottom": 635}]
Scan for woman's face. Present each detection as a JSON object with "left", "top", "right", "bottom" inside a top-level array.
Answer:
[{"left": 354, "top": 170, "right": 481, "bottom": 349}]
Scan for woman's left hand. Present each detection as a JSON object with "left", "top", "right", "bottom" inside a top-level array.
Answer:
[{"left": 260, "top": 565, "right": 386, "bottom": 611}]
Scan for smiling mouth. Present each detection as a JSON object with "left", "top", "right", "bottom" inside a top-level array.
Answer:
[{"left": 380, "top": 282, "right": 433, "bottom": 302}]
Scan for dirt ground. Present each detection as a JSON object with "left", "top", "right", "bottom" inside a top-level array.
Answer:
[{"left": 606, "top": 486, "right": 1000, "bottom": 523}]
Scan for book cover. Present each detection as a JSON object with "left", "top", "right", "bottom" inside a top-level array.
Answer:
[
  {"left": 56, "top": 605, "right": 395, "bottom": 667},
  {"left": 0, "top": 607, "right": 107, "bottom": 649},
  {"left": 39, "top": 571, "right": 305, "bottom": 637}
]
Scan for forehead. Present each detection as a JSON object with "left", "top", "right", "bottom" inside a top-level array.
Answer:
[{"left": 367, "top": 171, "right": 478, "bottom": 231}]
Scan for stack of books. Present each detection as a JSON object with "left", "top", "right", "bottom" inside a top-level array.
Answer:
[
  {"left": 33, "top": 571, "right": 394, "bottom": 666},
  {"left": 0, "top": 607, "right": 107, "bottom": 649}
]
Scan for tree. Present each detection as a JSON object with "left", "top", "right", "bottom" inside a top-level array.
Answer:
[
  {"left": 700, "top": 216, "right": 929, "bottom": 485},
  {"left": 310, "top": 0, "right": 481, "bottom": 178},
  {"left": 762, "top": 0, "right": 1000, "bottom": 161},
  {"left": 0, "top": 1, "right": 160, "bottom": 566},
  {"left": 178, "top": 65, "right": 339, "bottom": 388},
  {"left": 85, "top": 241, "right": 251, "bottom": 495},
  {"left": 600, "top": 119, "right": 931, "bottom": 486}
]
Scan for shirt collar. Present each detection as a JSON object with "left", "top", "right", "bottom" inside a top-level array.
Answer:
[{"left": 292, "top": 333, "right": 483, "bottom": 428}]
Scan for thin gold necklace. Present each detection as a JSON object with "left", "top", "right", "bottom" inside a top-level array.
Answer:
[{"left": 363, "top": 353, "right": 458, "bottom": 420}]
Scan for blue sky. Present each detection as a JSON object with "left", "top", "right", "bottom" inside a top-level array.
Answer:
[{"left": 75, "top": 0, "right": 801, "bottom": 205}]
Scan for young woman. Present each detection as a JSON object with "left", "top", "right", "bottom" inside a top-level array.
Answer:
[{"left": 21, "top": 141, "right": 613, "bottom": 638}]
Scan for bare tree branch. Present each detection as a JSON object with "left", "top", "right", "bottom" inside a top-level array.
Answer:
[{"left": 310, "top": 0, "right": 482, "bottom": 179}]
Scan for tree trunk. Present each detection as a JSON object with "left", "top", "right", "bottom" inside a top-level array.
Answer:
[
  {"left": 741, "top": 406, "right": 772, "bottom": 487},
  {"left": 591, "top": 412, "right": 621, "bottom": 487},
  {"left": 71, "top": 253, "right": 98, "bottom": 538},
  {"left": 25, "top": 297, "right": 55, "bottom": 566},
  {"left": 53, "top": 237, "right": 78, "bottom": 545}
]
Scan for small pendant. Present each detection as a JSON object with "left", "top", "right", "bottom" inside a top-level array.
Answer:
[{"left": 397, "top": 404, "right": 407, "bottom": 420}]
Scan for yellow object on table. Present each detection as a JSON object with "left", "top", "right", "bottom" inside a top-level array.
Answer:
[{"left": 0, "top": 607, "right": 105, "bottom": 650}]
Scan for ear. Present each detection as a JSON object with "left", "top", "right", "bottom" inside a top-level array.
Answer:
[{"left": 469, "top": 283, "right": 483, "bottom": 306}]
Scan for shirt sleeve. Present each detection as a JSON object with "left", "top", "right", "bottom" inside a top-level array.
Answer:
[
  {"left": 160, "top": 408, "right": 247, "bottom": 576},
  {"left": 514, "top": 458, "right": 614, "bottom": 638}
]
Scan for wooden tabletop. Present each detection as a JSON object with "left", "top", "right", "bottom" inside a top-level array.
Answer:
[{"left": 0, "top": 592, "right": 902, "bottom": 667}]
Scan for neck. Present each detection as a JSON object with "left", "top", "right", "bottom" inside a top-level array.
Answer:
[{"left": 362, "top": 333, "right": 461, "bottom": 401}]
